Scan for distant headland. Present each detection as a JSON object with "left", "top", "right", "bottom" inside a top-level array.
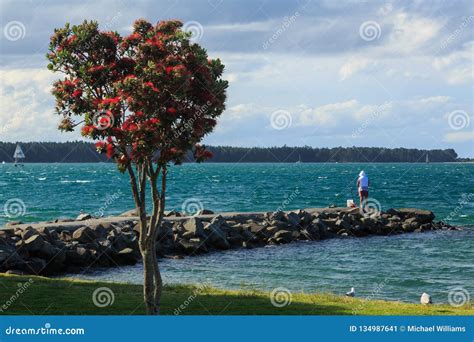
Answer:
[{"left": 0, "top": 141, "right": 469, "bottom": 163}]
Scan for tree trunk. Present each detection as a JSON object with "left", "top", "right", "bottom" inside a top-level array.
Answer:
[
  {"left": 142, "top": 248, "right": 157, "bottom": 314},
  {"left": 151, "top": 244, "right": 163, "bottom": 313},
  {"left": 128, "top": 161, "right": 165, "bottom": 315}
]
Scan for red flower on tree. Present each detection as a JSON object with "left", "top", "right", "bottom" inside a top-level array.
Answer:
[
  {"left": 166, "top": 107, "right": 176, "bottom": 115},
  {"left": 101, "top": 97, "right": 121, "bottom": 106},
  {"left": 144, "top": 81, "right": 159, "bottom": 93},
  {"left": 72, "top": 89, "right": 82, "bottom": 98}
]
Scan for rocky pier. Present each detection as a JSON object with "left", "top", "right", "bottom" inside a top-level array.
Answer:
[{"left": 0, "top": 207, "right": 459, "bottom": 276}]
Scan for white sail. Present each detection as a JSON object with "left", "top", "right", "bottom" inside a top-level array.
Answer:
[{"left": 14, "top": 144, "right": 25, "bottom": 159}]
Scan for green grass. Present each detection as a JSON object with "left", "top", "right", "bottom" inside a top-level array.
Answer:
[{"left": 0, "top": 274, "right": 472, "bottom": 315}]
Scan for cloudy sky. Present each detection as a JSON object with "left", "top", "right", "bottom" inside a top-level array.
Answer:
[{"left": 1, "top": 0, "right": 473, "bottom": 156}]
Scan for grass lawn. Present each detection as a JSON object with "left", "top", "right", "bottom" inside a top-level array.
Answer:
[{"left": 0, "top": 274, "right": 472, "bottom": 315}]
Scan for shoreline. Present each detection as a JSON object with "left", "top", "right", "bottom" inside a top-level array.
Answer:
[
  {"left": 0, "top": 274, "right": 472, "bottom": 315},
  {"left": 0, "top": 207, "right": 461, "bottom": 277}
]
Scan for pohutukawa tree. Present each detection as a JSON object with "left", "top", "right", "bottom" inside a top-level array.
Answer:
[{"left": 47, "top": 19, "right": 228, "bottom": 314}]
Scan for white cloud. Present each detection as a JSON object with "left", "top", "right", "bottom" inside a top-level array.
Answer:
[
  {"left": 443, "top": 131, "right": 474, "bottom": 142},
  {"left": 415, "top": 96, "right": 452, "bottom": 105},
  {"left": 297, "top": 99, "right": 359, "bottom": 126},
  {"left": 0, "top": 68, "right": 79, "bottom": 142},
  {"left": 206, "top": 21, "right": 274, "bottom": 32},
  {"left": 339, "top": 58, "right": 373, "bottom": 80},
  {"left": 432, "top": 42, "right": 474, "bottom": 84},
  {"left": 382, "top": 10, "right": 445, "bottom": 55},
  {"left": 354, "top": 102, "right": 393, "bottom": 122}
]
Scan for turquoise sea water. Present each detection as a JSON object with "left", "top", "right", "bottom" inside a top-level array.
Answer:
[
  {"left": 1, "top": 163, "right": 473, "bottom": 302},
  {"left": 1, "top": 163, "right": 473, "bottom": 226}
]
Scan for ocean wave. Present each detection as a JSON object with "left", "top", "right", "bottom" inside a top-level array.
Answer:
[{"left": 60, "top": 180, "right": 92, "bottom": 183}]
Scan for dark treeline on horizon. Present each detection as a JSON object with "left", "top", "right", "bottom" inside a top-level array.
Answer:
[{"left": 0, "top": 141, "right": 462, "bottom": 163}]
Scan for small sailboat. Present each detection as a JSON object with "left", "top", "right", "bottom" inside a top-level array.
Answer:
[
  {"left": 425, "top": 153, "right": 430, "bottom": 163},
  {"left": 13, "top": 144, "right": 25, "bottom": 166},
  {"left": 295, "top": 154, "right": 302, "bottom": 164}
]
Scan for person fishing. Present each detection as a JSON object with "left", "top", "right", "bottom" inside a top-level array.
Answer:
[{"left": 356, "top": 170, "right": 369, "bottom": 211}]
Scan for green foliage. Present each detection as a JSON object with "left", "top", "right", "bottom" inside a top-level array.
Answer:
[{"left": 47, "top": 18, "right": 228, "bottom": 167}]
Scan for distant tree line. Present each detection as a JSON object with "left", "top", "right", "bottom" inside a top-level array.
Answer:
[{"left": 0, "top": 141, "right": 461, "bottom": 163}]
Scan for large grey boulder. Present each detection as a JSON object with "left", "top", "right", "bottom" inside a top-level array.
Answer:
[
  {"left": 115, "top": 248, "right": 139, "bottom": 265},
  {"left": 209, "top": 215, "right": 226, "bottom": 228},
  {"left": 183, "top": 217, "right": 205, "bottom": 238},
  {"left": 19, "top": 227, "right": 36, "bottom": 240},
  {"left": 197, "top": 209, "right": 214, "bottom": 215},
  {"left": 157, "top": 221, "right": 173, "bottom": 239},
  {"left": 0, "top": 245, "right": 25, "bottom": 271},
  {"left": 23, "top": 257, "right": 46, "bottom": 275},
  {"left": 90, "top": 223, "right": 109, "bottom": 238},
  {"left": 273, "top": 230, "right": 293, "bottom": 243},
  {"left": 313, "top": 218, "right": 329, "bottom": 238},
  {"left": 66, "top": 247, "right": 91, "bottom": 265},
  {"left": 398, "top": 208, "right": 434, "bottom": 224},
  {"left": 335, "top": 218, "right": 352, "bottom": 231},
  {"left": 265, "top": 211, "right": 284, "bottom": 222},
  {"left": 24, "top": 234, "right": 46, "bottom": 253},
  {"left": 241, "top": 230, "right": 256, "bottom": 241},
  {"left": 177, "top": 239, "right": 207, "bottom": 254},
  {"left": 204, "top": 217, "right": 230, "bottom": 250},
  {"left": 301, "top": 225, "right": 320, "bottom": 240},
  {"left": 298, "top": 210, "right": 313, "bottom": 224},
  {"left": 36, "top": 241, "right": 59, "bottom": 259},
  {"left": 286, "top": 212, "right": 300, "bottom": 227},
  {"left": 72, "top": 226, "right": 97, "bottom": 243}
]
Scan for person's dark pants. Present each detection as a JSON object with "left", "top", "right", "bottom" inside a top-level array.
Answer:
[{"left": 359, "top": 190, "right": 368, "bottom": 208}]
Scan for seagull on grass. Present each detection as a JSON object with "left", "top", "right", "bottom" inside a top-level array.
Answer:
[{"left": 346, "top": 287, "right": 355, "bottom": 297}]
